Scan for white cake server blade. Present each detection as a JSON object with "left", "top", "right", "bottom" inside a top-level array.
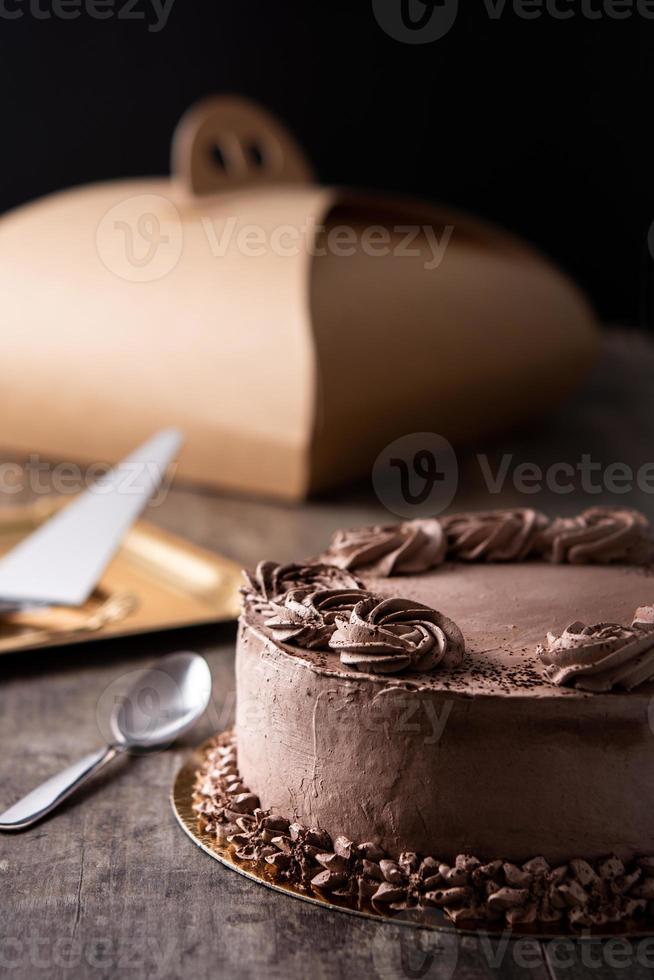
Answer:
[{"left": 0, "top": 428, "right": 182, "bottom": 609}]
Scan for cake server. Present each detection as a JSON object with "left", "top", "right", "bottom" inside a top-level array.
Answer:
[
  {"left": 0, "top": 651, "right": 212, "bottom": 831},
  {"left": 0, "top": 428, "right": 182, "bottom": 612}
]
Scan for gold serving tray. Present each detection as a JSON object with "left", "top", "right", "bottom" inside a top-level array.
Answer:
[
  {"left": 0, "top": 501, "right": 241, "bottom": 654},
  {"left": 172, "top": 735, "right": 654, "bottom": 940}
]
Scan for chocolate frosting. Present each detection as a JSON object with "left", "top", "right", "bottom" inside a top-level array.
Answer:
[
  {"left": 242, "top": 560, "right": 363, "bottom": 607},
  {"left": 441, "top": 506, "right": 654, "bottom": 565},
  {"left": 442, "top": 508, "right": 549, "bottom": 561},
  {"left": 242, "top": 508, "right": 654, "bottom": 691},
  {"left": 264, "top": 585, "right": 467, "bottom": 677},
  {"left": 322, "top": 518, "right": 446, "bottom": 575},
  {"left": 196, "top": 733, "right": 654, "bottom": 931},
  {"left": 321, "top": 507, "right": 653, "bottom": 574},
  {"left": 539, "top": 615, "right": 654, "bottom": 692},
  {"left": 533, "top": 507, "right": 654, "bottom": 564},
  {"left": 264, "top": 587, "right": 370, "bottom": 650},
  {"left": 233, "top": 511, "right": 654, "bottom": 895},
  {"left": 329, "top": 595, "right": 465, "bottom": 675}
]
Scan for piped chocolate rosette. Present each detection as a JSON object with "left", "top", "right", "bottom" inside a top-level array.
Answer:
[
  {"left": 243, "top": 560, "right": 465, "bottom": 676},
  {"left": 242, "top": 559, "right": 363, "bottom": 608},
  {"left": 329, "top": 596, "right": 465, "bottom": 674},
  {"left": 323, "top": 518, "right": 446, "bottom": 575},
  {"left": 263, "top": 587, "right": 370, "bottom": 650},
  {"left": 538, "top": 606, "right": 654, "bottom": 693},
  {"left": 442, "top": 508, "right": 549, "bottom": 561},
  {"left": 534, "top": 508, "right": 653, "bottom": 564}
]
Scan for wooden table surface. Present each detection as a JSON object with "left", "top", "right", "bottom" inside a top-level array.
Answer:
[{"left": 3, "top": 331, "right": 654, "bottom": 980}]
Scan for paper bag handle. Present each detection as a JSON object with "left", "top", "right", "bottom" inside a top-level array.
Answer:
[{"left": 172, "top": 95, "right": 314, "bottom": 197}]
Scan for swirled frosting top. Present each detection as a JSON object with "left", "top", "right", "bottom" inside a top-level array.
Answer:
[{"left": 241, "top": 508, "right": 654, "bottom": 696}]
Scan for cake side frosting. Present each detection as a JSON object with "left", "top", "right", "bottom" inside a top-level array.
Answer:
[{"left": 235, "top": 614, "right": 654, "bottom": 865}]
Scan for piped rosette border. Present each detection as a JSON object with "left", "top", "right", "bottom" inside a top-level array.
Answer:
[
  {"left": 321, "top": 507, "right": 654, "bottom": 572},
  {"left": 242, "top": 506, "right": 654, "bottom": 690}
]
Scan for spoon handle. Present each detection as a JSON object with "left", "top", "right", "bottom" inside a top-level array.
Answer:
[{"left": 0, "top": 745, "right": 120, "bottom": 831}]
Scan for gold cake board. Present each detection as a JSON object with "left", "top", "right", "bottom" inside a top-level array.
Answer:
[
  {"left": 0, "top": 500, "right": 241, "bottom": 655},
  {"left": 171, "top": 736, "right": 654, "bottom": 940}
]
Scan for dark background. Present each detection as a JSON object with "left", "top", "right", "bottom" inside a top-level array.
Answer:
[{"left": 0, "top": 0, "right": 651, "bottom": 324}]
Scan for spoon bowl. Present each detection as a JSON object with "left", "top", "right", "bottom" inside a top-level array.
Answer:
[{"left": 110, "top": 651, "right": 212, "bottom": 751}]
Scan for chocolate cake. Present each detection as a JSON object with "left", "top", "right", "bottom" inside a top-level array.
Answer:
[{"left": 195, "top": 508, "right": 654, "bottom": 929}]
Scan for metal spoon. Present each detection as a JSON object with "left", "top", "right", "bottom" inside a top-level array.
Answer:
[{"left": 0, "top": 651, "right": 212, "bottom": 831}]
